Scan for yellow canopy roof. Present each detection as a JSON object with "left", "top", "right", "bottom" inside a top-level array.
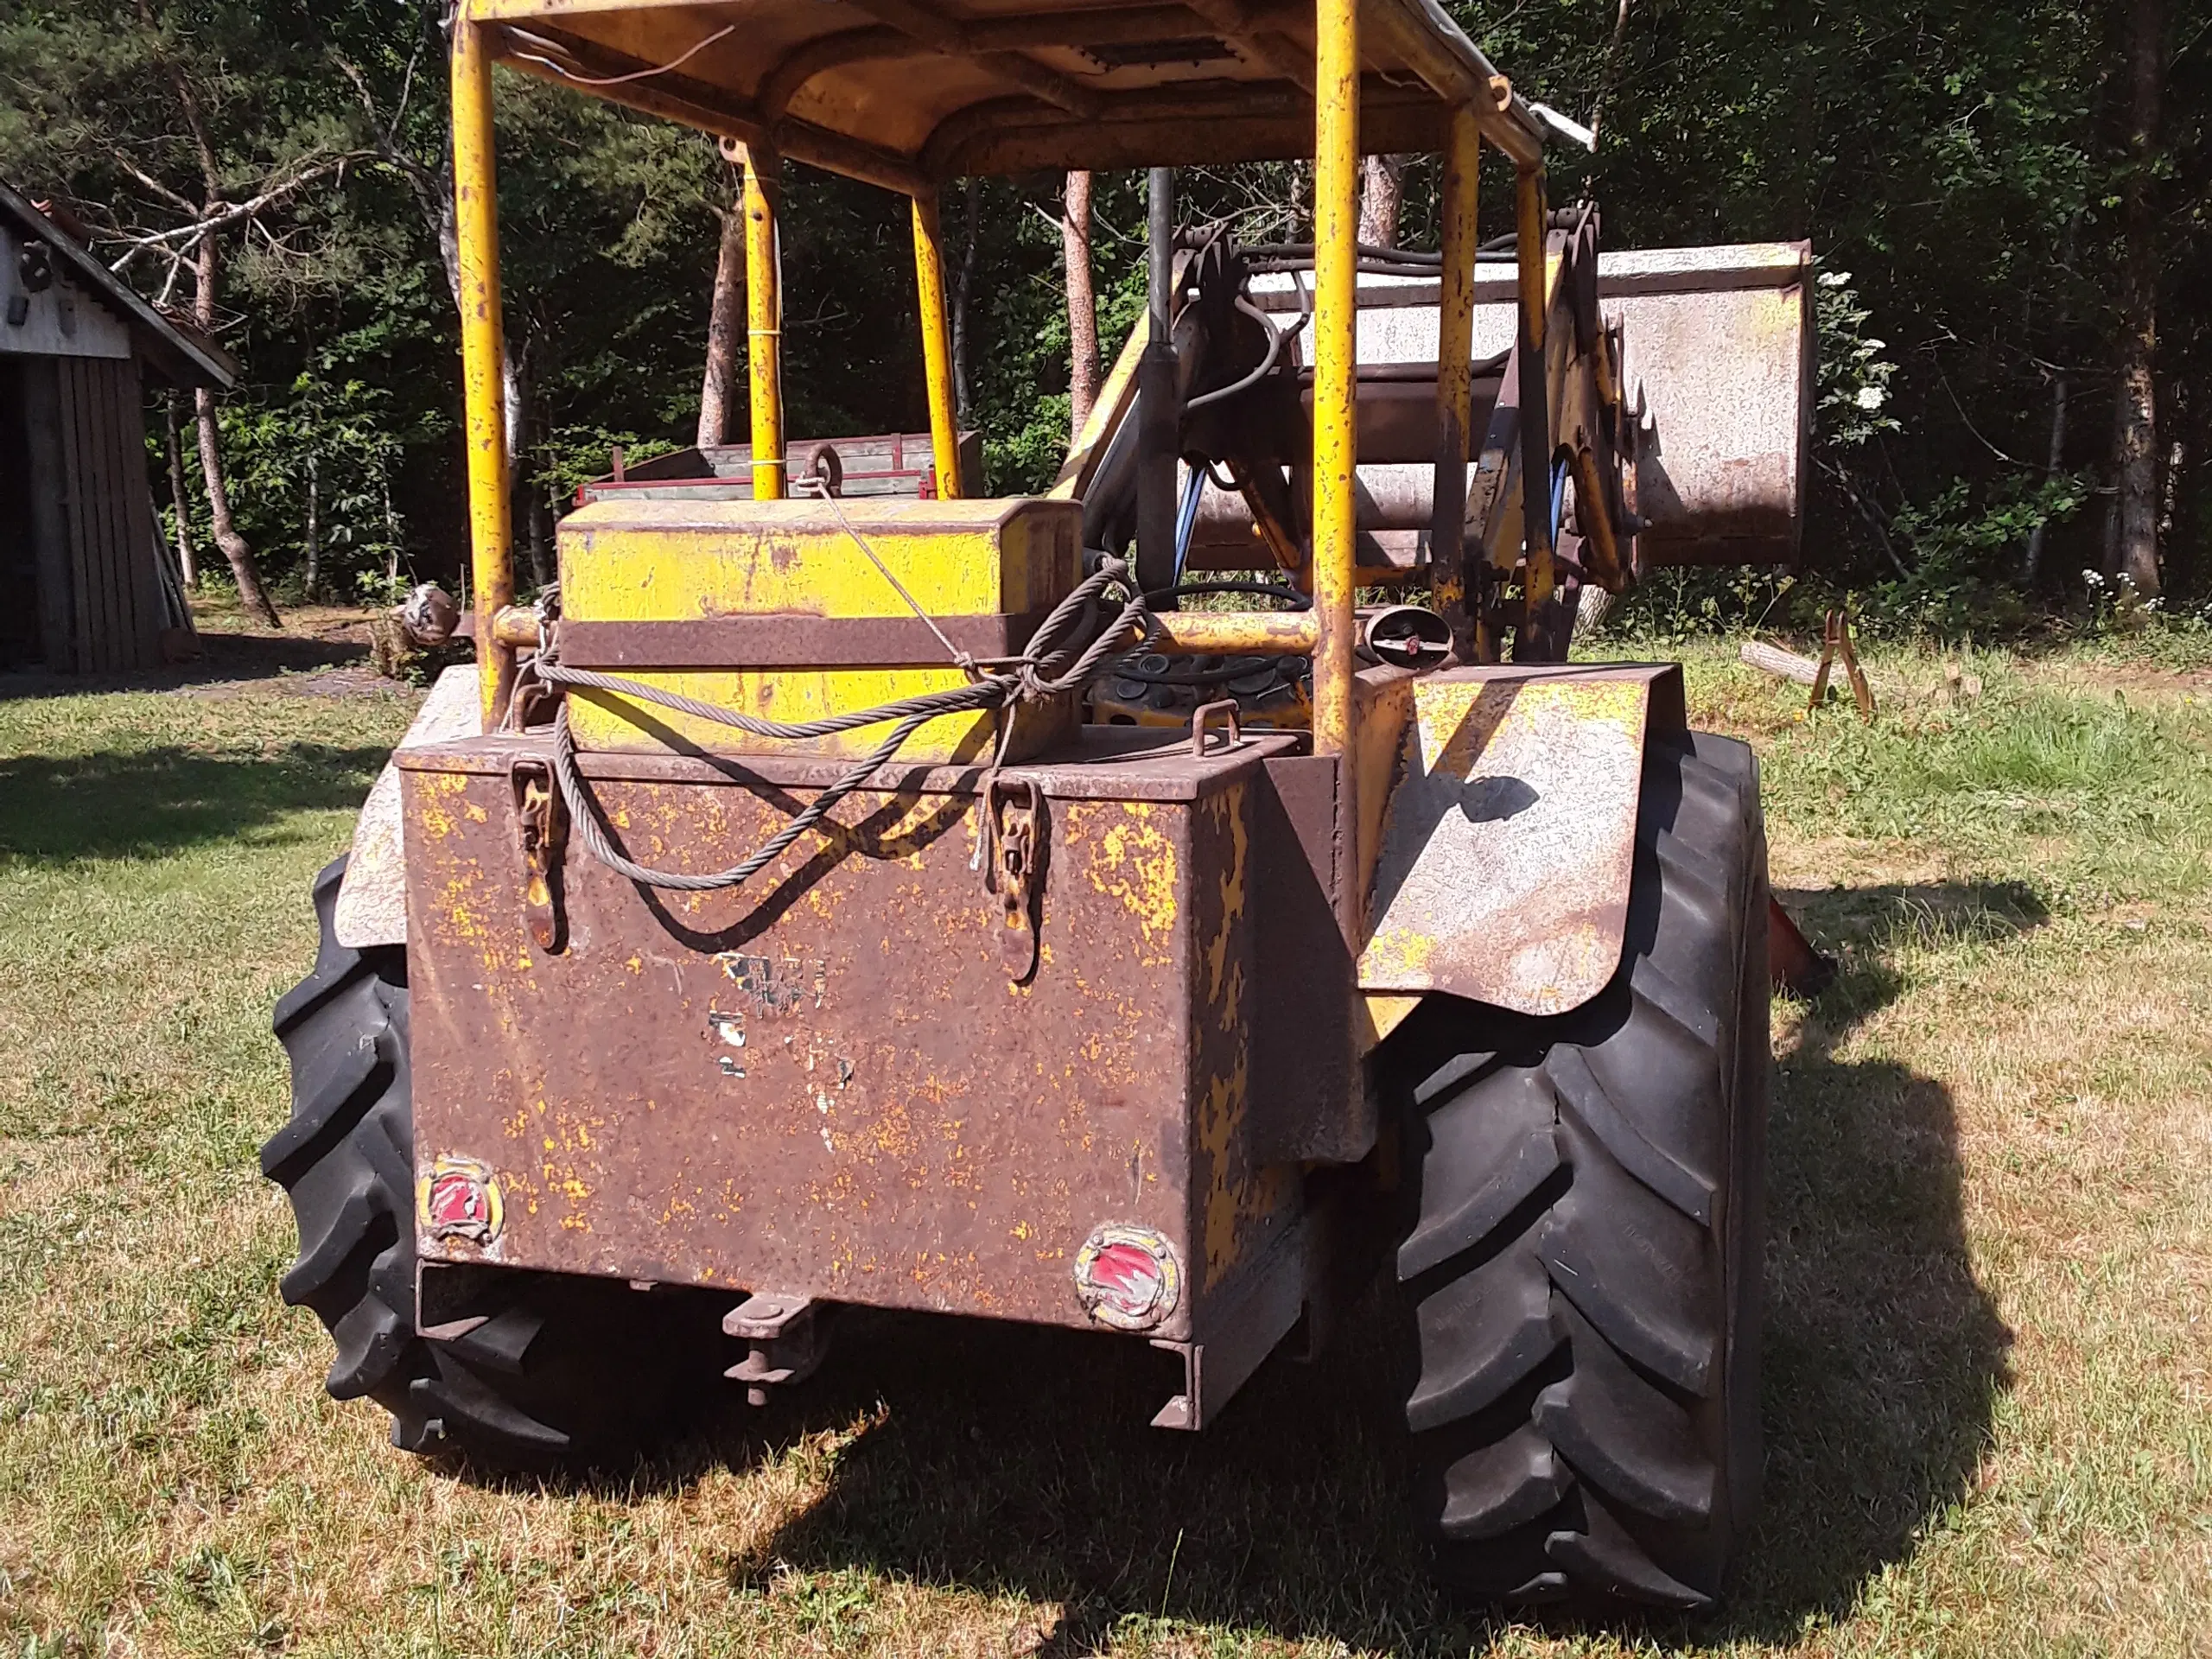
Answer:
[{"left": 471, "top": 0, "right": 1546, "bottom": 194}]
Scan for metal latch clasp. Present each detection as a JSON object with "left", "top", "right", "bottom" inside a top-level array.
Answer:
[
  {"left": 983, "top": 774, "right": 1046, "bottom": 984},
  {"left": 1190, "top": 697, "right": 1243, "bottom": 756},
  {"left": 510, "top": 757, "right": 568, "bottom": 953}
]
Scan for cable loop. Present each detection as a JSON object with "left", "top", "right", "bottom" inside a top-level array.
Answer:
[{"left": 524, "top": 550, "right": 1150, "bottom": 893}]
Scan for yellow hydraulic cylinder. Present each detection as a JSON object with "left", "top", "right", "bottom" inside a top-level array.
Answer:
[
  {"left": 912, "top": 193, "right": 963, "bottom": 498},
  {"left": 1515, "top": 164, "right": 1554, "bottom": 630},
  {"left": 451, "top": 14, "right": 514, "bottom": 728},
  {"left": 1431, "top": 105, "right": 1482, "bottom": 659},
  {"left": 1147, "top": 610, "right": 1321, "bottom": 655},
  {"left": 1309, "top": 0, "right": 1359, "bottom": 760},
  {"left": 743, "top": 145, "right": 785, "bottom": 500}
]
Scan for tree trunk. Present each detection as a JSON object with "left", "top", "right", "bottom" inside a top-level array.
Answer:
[
  {"left": 503, "top": 342, "right": 550, "bottom": 585},
  {"left": 303, "top": 451, "right": 321, "bottom": 601},
  {"left": 503, "top": 338, "right": 528, "bottom": 474},
  {"left": 697, "top": 197, "right": 745, "bottom": 447},
  {"left": 191, "top": 231, "right": 280, "bottom": 626},
  {"left": 1588, "top": 0, "right": 1634, "bottom": 146},
  {"left": 1358, "top": 153, "right": 1407, "bottom": 250},
  {"left": 2113, "top": 0, "right": 2163, "bottom": 596},
  {"left": 163, "top": 392, "right": 197, "bottom": 587},
  {"left": 1063, "top": 170, "right": 1101, "bottom": 441},
  {"left": 2023, "top": 364, "right": 2070, "bottom": 586},
  {"left": 951, "top": 177, "right": 982, "bottom": 423},
  {"left": 526, "top": 468, "right": 553, "bottom": 590},
  {"left": 384, "top": 474, "right": 403, "bottom": 590},
  {"left": 522, "top": 378, "right": 552, "bottom": 589},
  {"left": 194, "top": 386, "right": 278, "bottom": 625}
]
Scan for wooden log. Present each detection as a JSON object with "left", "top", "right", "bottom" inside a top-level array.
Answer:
[{"left": 1740, "top": 639, "right": 1821, "bottom": 686}]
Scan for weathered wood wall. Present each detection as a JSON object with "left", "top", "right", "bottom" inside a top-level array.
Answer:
[{"left": 18, "top": 353, "right": 171, "bottom": 673}]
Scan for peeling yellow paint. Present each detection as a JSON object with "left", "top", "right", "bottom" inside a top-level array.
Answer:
[{"left": 1084, "top": 804, "right": 1179, "bottom": 943}]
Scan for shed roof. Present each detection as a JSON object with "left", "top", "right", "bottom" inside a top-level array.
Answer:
[
  {"left": 0, "top": 178, "right": 238, "bottom": 391},
  {"left": 474, "top": 0, "right": 1547, "bottom": 194}
]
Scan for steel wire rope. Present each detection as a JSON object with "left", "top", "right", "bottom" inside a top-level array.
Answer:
[
  {"left": 506, "top": 23, "right": 737, "bottom": 87},
  {"left": 525, "top": 499, "right": 1155, "bottom": 892}
]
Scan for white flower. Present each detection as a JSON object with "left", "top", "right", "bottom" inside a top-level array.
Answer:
[{"left": 1856, "top": 385, "right": 1886, "bottom": 410}]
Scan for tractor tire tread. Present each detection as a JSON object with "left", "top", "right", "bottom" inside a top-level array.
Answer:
[{"left": 1393, "top": 733, "right": 1769, "bottom": 1607}]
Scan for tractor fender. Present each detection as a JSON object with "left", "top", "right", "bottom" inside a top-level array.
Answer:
[
  {"left": 1357, "top": 664, "right": 1686, "bottom": 1018},
  {"left": 333, "top": 662, "right": 482, "bottom": 949}
]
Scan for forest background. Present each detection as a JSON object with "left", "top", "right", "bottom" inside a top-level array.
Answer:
[{"left": 0, "top": 0, "right": 2205, "bottom": 641}]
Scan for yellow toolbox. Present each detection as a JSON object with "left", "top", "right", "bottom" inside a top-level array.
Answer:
[{"left": 556, "top": 495, "right": 1083, "bottom": 762}]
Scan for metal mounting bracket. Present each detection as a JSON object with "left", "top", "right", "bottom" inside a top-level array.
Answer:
[{"left": 723, "top": 1292, "right": 828, "bottom": 1407}]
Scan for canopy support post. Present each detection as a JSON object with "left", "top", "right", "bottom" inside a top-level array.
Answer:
[
  {"left": 912, "top": 191, "right": 963, "bottom": 497},
  {"left": 745, "top": 145, "right": 787, "bottom": 500},
  {"left": 1311, "top": 0, "right": 1358, "bottom": 765},
  {"left": 1313, "top": 0, "right": 1360, "bottom": 946},
  {"left": 452, "top": 15, "right": 514, "bottom": 728},
  {"left": 1135, "top": 166, "right": 1179, "bottom": 598}
]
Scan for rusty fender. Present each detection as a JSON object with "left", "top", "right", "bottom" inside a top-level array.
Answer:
[{"left": 1357, "top": 664, "right": 1685, "bottom": 1017}]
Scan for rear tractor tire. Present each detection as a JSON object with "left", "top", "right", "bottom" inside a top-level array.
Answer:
[
  {"left": 1389, "top": 732, "right": 1770, "bottom": 1608},
  {"left": 263, "top": 857, "right": 695, "bottom": 1464}
]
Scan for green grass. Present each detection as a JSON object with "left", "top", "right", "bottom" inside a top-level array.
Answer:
[{"left": 2, "top": 643, "right": 2209, "bottom": 1656}]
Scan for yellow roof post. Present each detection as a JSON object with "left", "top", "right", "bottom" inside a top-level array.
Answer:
[
  {"left": 1313, "top": 0, "right": 1362, "bottom": 948},
  {"left": 1310, "top": 0, "right": 1359, "bottom": 766},
  {"left": 741, "top": 143, "right": 786, "bottom": 499},
  {"left": 451, "top": 9, "right": 515, "bottom": 728},
  {"left": 911, "top": 191, "right": 964, "bottom": 498}
]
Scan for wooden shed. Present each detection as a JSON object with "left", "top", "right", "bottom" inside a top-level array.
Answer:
[{"left": 0, "top": 179, "right": 237, "bottom": 673}]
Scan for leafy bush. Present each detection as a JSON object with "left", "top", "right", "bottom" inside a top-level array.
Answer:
[
  {"left": 1859, "top": 475, "right": 2090, "bottom": 639},
  {"left": 219, "top": 373, "right": 411, "bottom": 602}
]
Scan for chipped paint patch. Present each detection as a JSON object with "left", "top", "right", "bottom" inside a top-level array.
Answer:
[
  {"left": 1084, "top": 804, "right": 1179, "bottom": 944},
  {"left": 715, "top": 953, "right": 828, "bottom": 1014}
]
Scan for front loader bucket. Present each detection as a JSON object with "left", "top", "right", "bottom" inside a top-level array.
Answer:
[
  {"left": 1133, "top": 241, "right": 1814, "bottom": 575},
  {"left": 1610, "top": 243, "right": 1814, "bottom": 569}
]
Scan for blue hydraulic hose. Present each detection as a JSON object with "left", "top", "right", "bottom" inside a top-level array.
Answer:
[{"left": 1173, "top": 465, "right": 1205, "bottom": 585}]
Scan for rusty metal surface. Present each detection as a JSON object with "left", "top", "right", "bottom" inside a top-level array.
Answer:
[
  {"left": 1769, "top": 894, "right": 1837, "bottom": 997},
  {"left": 1247, "top": 754, "right": 1361, "bottom": 1163},
  {"left": 334, "top": 663, "right": 483, "bottom": 949},
  {"left": 1148, "top": 1209, "right": 1309, "bottom": 1430},
  {"left": 398, "top": 724, "right": 1308, "bottom": 1338},
  {"left": 555, "top": 611, "right": 1053, "bottom": 669},
  {"left": 402, "top": 723, "right": 1294, "bottom": 802},
  {"left": 1358, "top": 665, "right": 1675, "bottom": 1016}
]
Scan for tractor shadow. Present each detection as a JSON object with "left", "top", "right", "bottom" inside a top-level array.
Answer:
[
  {"left": 556, "top": 877, "right": 2024, "bottom": 1654},
  {"left": 0, "top": 621, "right": 375, "bottom": 697},
  {"left": 0, "top": 744, "right": 394, "bottom": 863}
]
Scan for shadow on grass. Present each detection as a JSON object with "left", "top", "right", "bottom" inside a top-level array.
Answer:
[
  {"left": 0, "top": 626, "right": 373, "bottom": 700},
  {"left": 465, "top": 878, "right": 2021, "bottom": 1655},
  {"left": 0, "top": 745, "right": 390, "bottom": 862}
]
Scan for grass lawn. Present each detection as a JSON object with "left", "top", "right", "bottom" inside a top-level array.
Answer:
[{"left": 2, "top": 631, "right": 2209, "bottom": 1656}]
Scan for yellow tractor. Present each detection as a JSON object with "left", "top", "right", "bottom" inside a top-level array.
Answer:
[{"left": 266, "top": 0, "right": 1810, "bottom": 1606}]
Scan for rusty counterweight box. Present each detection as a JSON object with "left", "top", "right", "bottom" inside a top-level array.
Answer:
[{"left": 397, "top": 727, "right": 1351, "bottom": 1350}]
